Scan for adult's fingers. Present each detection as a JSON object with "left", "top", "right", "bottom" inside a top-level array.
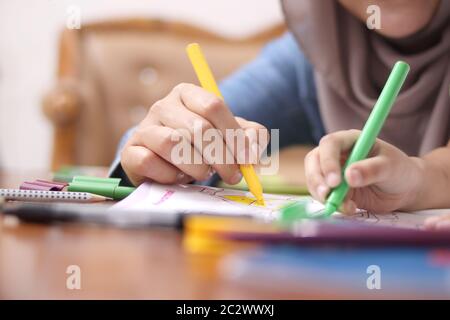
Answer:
[
  {"left": 121, "top": 145, "right": 192, "bottom": 185},
  {"left": 132, "top": 125, "right": 214, "bottom": 182},
  {"left": 177, "top": 83, "right": 238, "bottom": 132},
  {"left": 152, "top": 96, "right": 241, "bottom": 184},
  {"left": 235, "top": 117, "right": 270, "bottom": 163},
  {"left": 177, "top": 83, "right": 251, "bottom": 163}
]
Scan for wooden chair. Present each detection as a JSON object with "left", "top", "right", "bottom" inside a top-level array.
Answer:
[{"left": 42, "top": 19, "right": 285, "bottom": 170}]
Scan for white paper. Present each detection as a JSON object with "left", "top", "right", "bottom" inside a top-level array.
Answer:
[
  {"left": 112, "top": 182, "right": 306, "bottom": 220},
  {"left": 112, "top": 182, "right": 448, "bottom": 228}
]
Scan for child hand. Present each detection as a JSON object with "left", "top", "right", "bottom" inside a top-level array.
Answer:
[
  {"left": 120, "top": 83, "right": 268, "bottom": 186},
  {"left": 425, "top": 214, "right": 450, "bottom": 231},
  {"left": 304, "top": 130, "right": 423, "bottom": 214}
]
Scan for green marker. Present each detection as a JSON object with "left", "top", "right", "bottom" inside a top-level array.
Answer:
[
  {"left": 322, "top": 61, "right": 410, "bottom": 216},
  {"left": 68, "top": 176, "right": 136, "bottom": 200}
]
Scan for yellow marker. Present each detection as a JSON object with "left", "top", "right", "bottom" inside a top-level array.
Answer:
[
  {"left": 223, "top": 195, "right": 264, "bottom": 206},
  {"left": 186, "top": 43, "right": 265, "bottom": 206},
  {"left": 185, "top": 216, "right": 280, "bottom": 235}
]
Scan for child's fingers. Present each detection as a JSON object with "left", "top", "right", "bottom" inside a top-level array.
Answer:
[
  {"left": 345, "top": 156, "right": 391, "bottom": 188},
  {"left": 434, "top": 220, "right": 450, "bottom": 231},
  {"left": 424, "top": 214, "right": 450, "bottom": 230},
  {"left": 424, "top": 216, "right": 440, "bottom": 230},
  {"left": 318, "top": 130, "right": 361, "bottom": 188},
  {"left": 121, "top": 146, "right": 187, "bottom": 185},
  {"left": 304, "top": 148, "right": 329, "bottom": 202},
  {"left": 339, "top": 199, "right": 357, "bottom": 215}
]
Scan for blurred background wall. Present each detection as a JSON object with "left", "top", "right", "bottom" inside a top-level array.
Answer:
[{"left": 0, "top": 0, "right": 283, "bottom": 171}]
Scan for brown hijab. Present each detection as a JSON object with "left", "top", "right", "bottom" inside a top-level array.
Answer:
[{"left": 282, "top": 0, "right": 450, "bottom": 156}]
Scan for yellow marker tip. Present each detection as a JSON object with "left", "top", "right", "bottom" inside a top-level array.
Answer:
[{"left": 257, "top": 198, "right": 265, "bottom": 206}]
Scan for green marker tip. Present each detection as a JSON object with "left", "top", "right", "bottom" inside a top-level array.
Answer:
[{"left": 323, "top": 202, "right": 337, "bottom": 217}]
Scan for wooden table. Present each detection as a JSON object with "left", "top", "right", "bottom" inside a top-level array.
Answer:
[{"left": 2, "top": 147, "right": 342, "bottom": 299}]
